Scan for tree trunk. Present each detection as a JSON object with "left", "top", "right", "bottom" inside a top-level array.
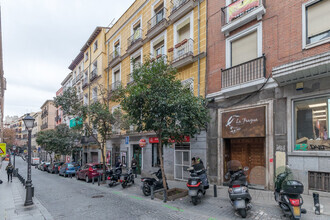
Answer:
[
  {"left": 157, "top": 133, "right": 168, "bottom": 198},
  {"left": 101, "top": 142, "right": 106, "bottom": 183}
]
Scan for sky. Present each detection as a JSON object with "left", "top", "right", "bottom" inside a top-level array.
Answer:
[{"left": 1, "top": 0, "right": 135, "bottom": 117}]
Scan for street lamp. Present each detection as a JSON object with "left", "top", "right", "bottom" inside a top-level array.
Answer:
[
  {"left": 13, "top": 145, "right": 16, "bottom": 174},
  {"left": 23, "top": 113, "right": 35, "bottom": 206}
]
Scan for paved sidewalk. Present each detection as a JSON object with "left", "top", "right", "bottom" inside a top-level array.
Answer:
[{"left": 0, "top": 159, "right": 53, "bottom": 220}]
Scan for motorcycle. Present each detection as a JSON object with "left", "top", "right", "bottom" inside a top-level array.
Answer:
[
  {"left": 107, "top": 167, "right": 122, "bottom": 187},
  {"left": 141, "top": 169, "right": 168, "bottom": 196},
  {"left": 186, "top": 167, "right": 209, "bottom": 205},
  {"left": 225, "top": 160, "right": 252, "bottom": 218},
  {"left": 121, "top": 168, "right": 134, "bottom": 188},
  {"left": 274, "top": 166, "right": 307, "bottom": 219}
]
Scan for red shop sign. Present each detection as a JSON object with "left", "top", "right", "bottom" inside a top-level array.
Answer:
[{"left": 149, "top": 136, "right": 190, "bottom": 143}]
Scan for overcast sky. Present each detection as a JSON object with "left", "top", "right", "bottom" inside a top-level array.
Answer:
[{"left": 1, "top": 0, "right": 134, "bottom": 117}]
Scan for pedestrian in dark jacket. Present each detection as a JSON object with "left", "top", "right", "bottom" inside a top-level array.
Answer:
[
  {"left": 6, "top": 162, "right": 14, "bottom": 182},
  {"left": 131, "top": 157, "right": 137, "bottom": 178}
]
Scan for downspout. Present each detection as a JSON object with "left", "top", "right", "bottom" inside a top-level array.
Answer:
[{"left": 197, "top": 0, "right": 201, "bottom": 97}]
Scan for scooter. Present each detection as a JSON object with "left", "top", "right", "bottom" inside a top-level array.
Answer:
[
  {"left": 186, "top": 167, "right": 209, "bottom": 205},
  {"left": 107, "top": 167, "right": 122, "bottom": 187},
  {"left": 141, "top": 169, "right": 168, "bottom": 196},
  {"left": 121, "top": 168, "right": 134, "bottom": 188},
  {"left": 225, "top": 167, "right": 252, "bottom": 218},
  {"left": 274, "top": 166, "right": 307, "bottom": 219}
]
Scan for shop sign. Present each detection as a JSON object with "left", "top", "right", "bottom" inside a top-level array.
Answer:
[
  {"left": 149, "top": 136, "right": 190, "bottom": 143},
  {"left": 228, "top": 0, "right": 259, "bottom": 22},
  {"left": 222, "top": 106, "right": 265, "bottom": 138}
]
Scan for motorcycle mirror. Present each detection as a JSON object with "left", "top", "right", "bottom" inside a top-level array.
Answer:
[
  {"left": 187, "top": 167, "right": 194, "bottom": 171},
  {"left": 243, "top": 167, "right": 249, "bottom": 172}
]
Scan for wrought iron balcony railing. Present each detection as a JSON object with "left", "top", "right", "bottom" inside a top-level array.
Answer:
[
  {"left": 171, "top": 0, "right": 189, "bottom": 14},
  {"left": 148, "top": 8, "right": 167, "bottom": 31},
  {"left": 90, "top": 69, "right": 98, "bottom": 82},
  {"left": 109, "top": 48, "right": 121, "bottom": 64},
  {"left": 111, "top": 81, "right": 121, "bottom": 91},
  {"left": 82, "top": 78, "right": 88, "bottom": 88},
  {"left": 127, "top": 28, "right": 143, "bottom": 48},
  {"left": 221, "top": 55, "right": 266, "bottom": 89},
  {"left": 169, "top": 38, "right": 194, "bottom": 63}
]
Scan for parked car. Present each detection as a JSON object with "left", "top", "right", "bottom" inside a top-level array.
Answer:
[
  {"left": 48, "top": 162, "right": 64, "bottom": 174},
  {"left": 38, "top": 162, "right": 46, "bottom": 170},
  {"left": 41, "top": 162, "right": 51, "bottom": 171},
  {"left": 59, "top": 163, "right": 79, "bottom": 177},
  {"left": 76, "top": 163, "right": 107, "bottom": 182}
]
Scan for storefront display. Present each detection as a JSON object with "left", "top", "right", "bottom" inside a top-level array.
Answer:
[{"left": 294, "top": 96, "right": 330, "bottom": 151}]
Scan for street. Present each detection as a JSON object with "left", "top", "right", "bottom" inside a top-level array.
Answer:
[{"left": 12, "top": 156, "right": 328, "bottom": 220}]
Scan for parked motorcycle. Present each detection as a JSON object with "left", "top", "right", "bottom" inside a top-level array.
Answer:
[
  {"left": 141, "top": 169, "right": 168, "bottom": 196},
  {"left": 274, "top": 166, "right": 307, "bottom": 219},
  {"left": 107, "top": 167, "right": 122, "bottom": 187},
  {"left": 186, "top": 167, "right": 209, "bottom": 205},
  {"left": 121, "top": 168, "right": 134, "bottom": 188},
  {"left": 225, "top": 160, "right": 252, "bottom": 218}
]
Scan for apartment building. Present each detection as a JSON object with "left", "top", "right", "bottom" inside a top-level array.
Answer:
[
  {"left": 55, "top": 87, "right": 64, "bottom": 126},
  {"left": 31, "top": 112, "right": 41, "bottom": 157},
  {"left": 69, "top": 51, "right": 84, "bottom": 105},
  {"left": 40, "top": 100, "right": 56, "bottom": 131},
  {"left": 206, "top": 0, "right": 330, "bottom": 193},
  {"left": 0, "top": 9, "right": 5, "bottom": 142},
  {"left": 105, "top": 0, "right": 207, "bottom": 180}
]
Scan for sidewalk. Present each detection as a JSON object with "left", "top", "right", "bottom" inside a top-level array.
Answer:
[{"left": 0, "top": 159, "right": 53, "bottom": 220}]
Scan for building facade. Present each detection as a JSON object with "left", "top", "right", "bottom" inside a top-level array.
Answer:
[
  {"left": 105, "top": 0, "right": 207, "bottom": 180},
  {"left": 31, "top": 112, "right": 41, "bottom": 157},
  {"left": 206, "top": 0, "right": 330, "bottom": 193},
  {"left": 40, "top": 100, "right": 56, "bottom": 131}
]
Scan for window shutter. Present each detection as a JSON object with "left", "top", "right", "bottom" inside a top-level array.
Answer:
[
  {"left": 231, "top": 31, "right": 258, "bottom": 66},
  {"left": 178, "top": 23, "right": 190, "bottom": 42},
  {"left": 307, "top": 0, "right": 330, "bottom": 37}
]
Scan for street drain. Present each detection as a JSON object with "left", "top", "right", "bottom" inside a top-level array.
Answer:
[{"left": 92, "top": 195, "right": 104, "bottom": 198}]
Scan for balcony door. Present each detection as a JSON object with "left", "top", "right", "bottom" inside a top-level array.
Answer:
[{"left": 231, "top": 31, "right": 257, "bottom": 67}]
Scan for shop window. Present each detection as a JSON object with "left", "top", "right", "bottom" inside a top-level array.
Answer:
[
  {"left": 304, "top": 0, "right": 330, "bottom": 46},
  {"left": 152, "top": 144, "right": 161, "bottom": 167},
  {"left": 294, "top": 96, "right": 330, "bottom": 151}
]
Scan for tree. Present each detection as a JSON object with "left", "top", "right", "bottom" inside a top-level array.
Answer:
[
  {"left": 114, "top": 57, "right": 210, "bottom": 196},
  {"left": 3, "top": 128, "right": 16, "bottom": 149},
  {"left": 54, "top": 85, "right": 116, "bottom": 182},
  {"left": 36, "top": 129, "right": 57, "bottom": 163}
]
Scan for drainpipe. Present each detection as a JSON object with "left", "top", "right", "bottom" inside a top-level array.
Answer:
[{"left": 197, "top": 0, "right": 201, "bottom": 97}]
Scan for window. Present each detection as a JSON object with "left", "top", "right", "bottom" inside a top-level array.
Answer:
[
  {"left": 83, "top": 94, "right": 88, "bottom": 105},
  {"left": 154, "top": 1, "right": 165, "bottom": 24},
  {"left": 132, "top": 21, "right": 142, "bottom": 41},
  {"left": 92, "top": 61, "right": 97, "bottom": 75},
  {"left": 112, "top": 105, "right": 121, "bottom": 133},
  {"left": 294, "top": 96, "right": 330, "bottom": 152},
  {"left": 93, "top": 40, "right": 98, "bottom": 51},
  {"left": 226, "top": 22, "right": 262, "bottom": 68},
  {"left": 92, "top": 87, "right": 97, "bottom": 102},
  {"left": 114, "top": 40, "right": 120, "bottom": 56},
  {"left": 85, "top": 52, "right": 88, "bottom": 61},
  {"left": 152, "top": 144, "right": 161, "bottom": 167},
  {"left": 112, "top": 67, "right": 121, "bottom": 90},
  {"left": 231, "top": 31, "right": 257, "bottom": 66},
  {"left": 182, "top": 78, "right": 194, "bottom": 93},
  {"left": 304, "top": 0, "right": 330, "bottom": 47}
]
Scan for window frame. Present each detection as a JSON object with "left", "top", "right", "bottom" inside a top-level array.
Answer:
[
  {"left": 130, "top": 48, "right": 143, "bottom": 73},
  {"left": 93, "top": 40, "right": 98, "bottom": 52},
  {"left": 112, "top": 64, "right": 121, "bottom": 84},
  {"left": 85, "top": 51, "right": 88, "bottom": 62},
  {"left": 225, "top": 22, "right": 262, "bottom": 68},
  {"left": 150, "top": 30, "right": 167, "bottom": 58},
  {"left": 173, "top": 11, "right": 194, "bottom": 47},
  {"left": 302, "top": 0, "right": 330, "bottom": 49}
]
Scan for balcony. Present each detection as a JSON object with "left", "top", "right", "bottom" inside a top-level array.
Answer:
[
  {"left": 169, "top": 0, "right": 197, "bottom": 23},
  {"left": 127, "top": 28, "right": 143, "bottom": 54},
  {"left": 41, "top": 110, "right": 48, "bottom": 119},
  {"left": 169, "top": 38, "right": 194, "bottom": 69},
  {"left": 82, "top": 78, "right": 88, "bottom": 89},
  {"left": 221, "top": 0, "right": 266, "bottom": 36},
  {"left": 147, "top": 8, "right": 168, "bottom": 39},
  {"left": 41, "top": 123, "right": 48, "bottom": 130},
  {"left": 221, "top": 55, "right": 265, "bottom": 89},
  {"left": 111, "top": 81, "right": 122, "bottom": 91},
  {"left": 73, "top": 73, "right": 82, "bottom": 85},
  {"left": 89, "top": 69, "right": 98, "bottom": 82},
  {"left": 109, "top": 48, "right": 121, "bottom": 68}
]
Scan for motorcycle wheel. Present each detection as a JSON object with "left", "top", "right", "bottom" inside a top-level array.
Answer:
[
  {"left": 142, "top": 183, "right": 151, "bottom": 196},
  {"left": 238, "top": 209, "right": 247, "bottom": 218},
  {"left": 122, "top": 182, "right": 127, "bottom": 188},
  {"left": 192, "top": 196, "right": 198, "bottom": 206},
  {"left": 109, "top": 182, "right": 114, "bottom": 187}
]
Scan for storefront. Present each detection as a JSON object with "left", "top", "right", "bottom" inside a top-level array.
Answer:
[{"left": 219, "top": 104, "right": 274, "bottom": 189}]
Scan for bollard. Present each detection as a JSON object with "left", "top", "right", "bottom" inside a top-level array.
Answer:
[
  {"left": 92, "top": 177, "right": 94, "bottom": 184},
  {"left": 98, "top": 176, "right": 101, "bottom": 186},
  {"left": 163, "top": 189, "right": 167, "bottom": 203},
  {"left": 70, "top": 174, "right": 72, "bottom": 179},
  {"left": 151, "top": 185, "right": 154, "bottom": 200},
  {"left": 214, "top": 184, "right": 217, "bottom": 197},
  {"left": 31, "top": 186, "right": 34, "bottom": 197},
  {"left": 313, "top": 192, "right": 320, "bottom": 215}
]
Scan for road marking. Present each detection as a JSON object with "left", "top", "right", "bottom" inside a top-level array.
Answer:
[
  {"left": 163, "top": 204, "right": 184, "bottom": 212},
  {"left": 129, "top": 195, "right": 144, "bottom": 200},
  {"left": 208, "top": 218, "right": 217, "bottom": 220},
  {"left": 112, "top": 191, "right": 122, "bottom": 195}
]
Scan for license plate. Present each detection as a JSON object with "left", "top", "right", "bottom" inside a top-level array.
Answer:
[{"left": 293, "top": 206, "right": 301, "bottom": 216}]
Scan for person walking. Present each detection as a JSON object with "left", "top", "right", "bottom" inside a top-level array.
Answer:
[
  {"left": 131, "top": 156, "right": 137, "bottom": 178},
  {"left": 6, "top": 162, "right": 14, "bottom": 182}
]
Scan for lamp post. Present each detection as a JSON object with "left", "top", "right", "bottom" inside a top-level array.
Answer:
[
  {"left": 23, "top": 113, "right": 35, "bottom": 206},
  {"left": 13, "top": 145, "right": 16, "bottom": 175}
]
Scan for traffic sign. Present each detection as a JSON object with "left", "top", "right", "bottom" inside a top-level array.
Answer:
[
  {"left": 125, "top": 136, "right": 129, "bottom": 145},
  {"left": 0, "top": 143, "right": 6, "bottom": 157}
]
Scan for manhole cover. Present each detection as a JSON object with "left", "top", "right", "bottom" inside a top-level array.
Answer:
[{"left": 92, "top": 195, "right": 104, "bottom": 198}]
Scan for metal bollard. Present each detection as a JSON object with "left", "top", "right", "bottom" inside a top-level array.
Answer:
[
  {"left": 163, "top": 189, "right": 167, "bottom": 203},
  {"left": 32, "top": 186, "right": 34, "bottom": 197},
  {"left": 151, "top": 185, "right": 154, "bottom": 200},
  {"left": 92, "top": 177, "right": 94, "bottom": 184},
  {"left": 313, "top": 192, "right": 320, "bottom": 215},
  {"left": 98, "top": 176, "right": 100, "bottom": 186},
  {"left": 214, "top": 184, "right": 217, "bottom": 197},
  {"left": 70, "top": 174, "right": 72, "bottom": 179}
]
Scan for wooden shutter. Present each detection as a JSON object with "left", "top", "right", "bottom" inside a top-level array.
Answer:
[
  {"left": 231, "top": 31, "right": 257, "bottom": 66},
  {"left": 307, "top": 0, "right": 330, "bottom": 37}
]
